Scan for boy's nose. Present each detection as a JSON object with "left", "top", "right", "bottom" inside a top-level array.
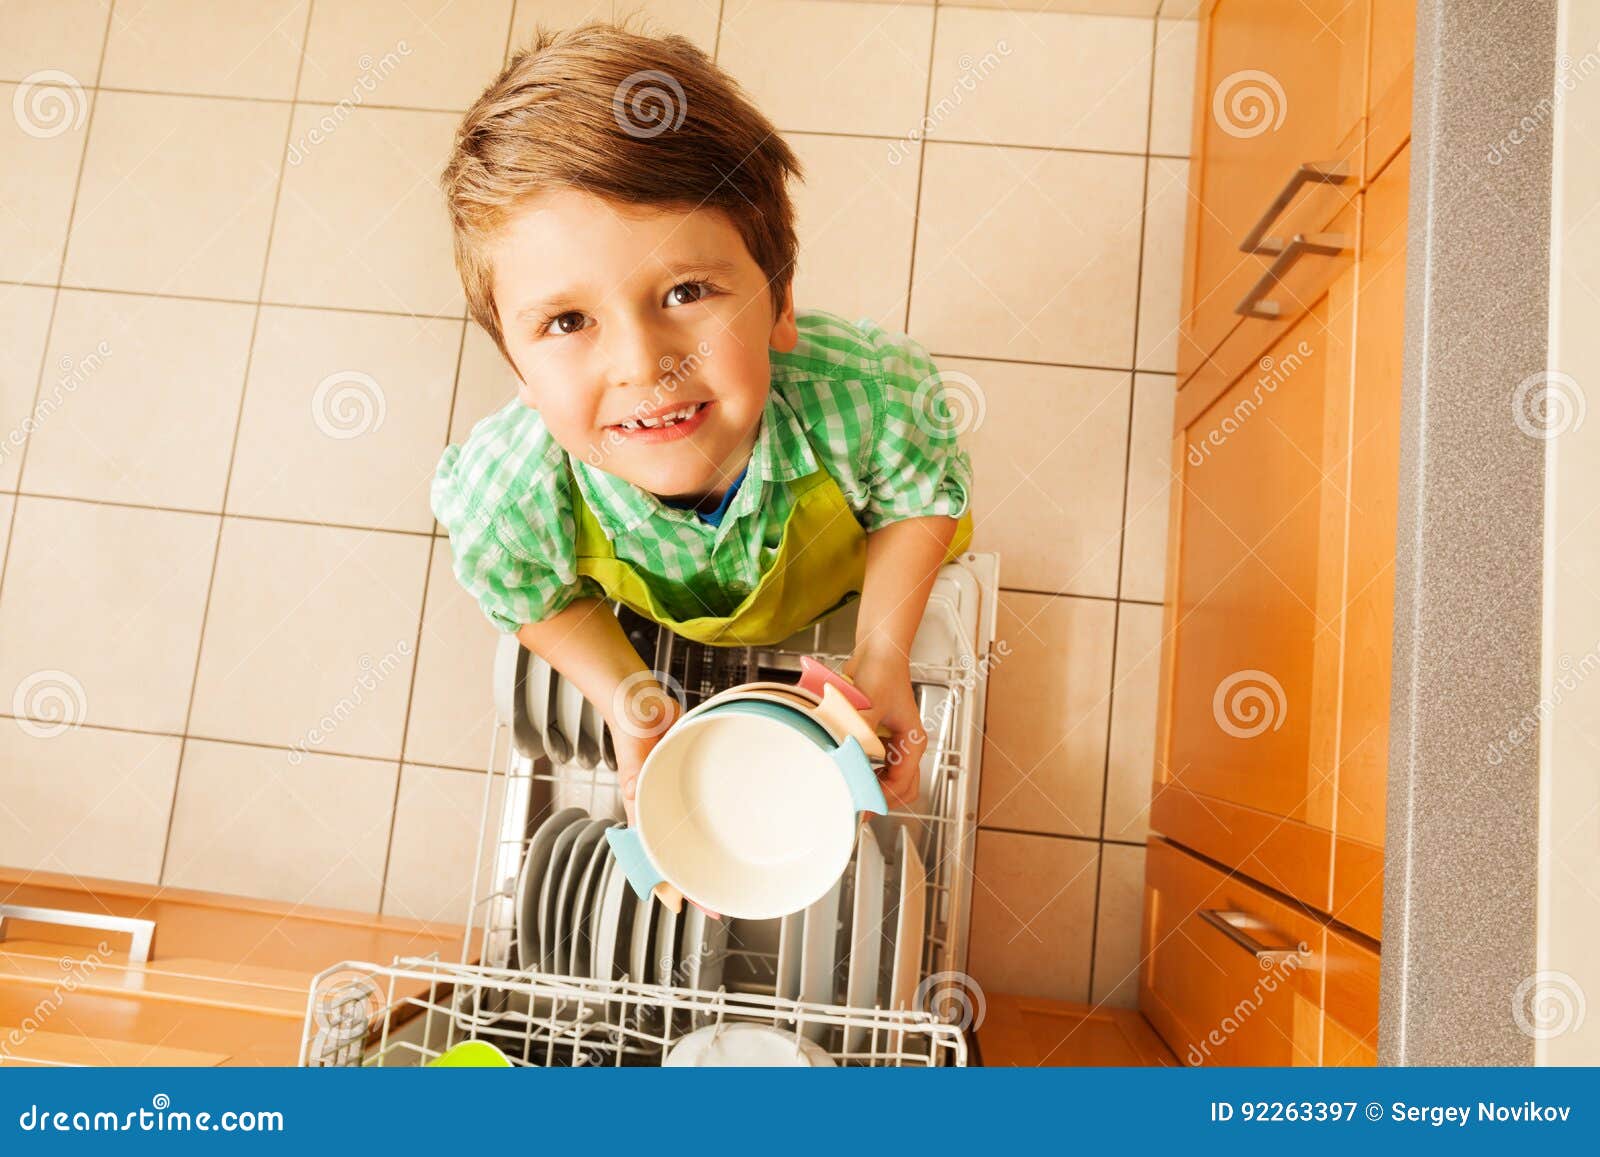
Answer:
[{"left": 604, "top": 318, "right": 674, "bottom": 392}]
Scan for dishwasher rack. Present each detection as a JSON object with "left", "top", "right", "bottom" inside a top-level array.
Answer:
[{"left": 300, "top": 552, "right": 1000, "bottom": 1069}]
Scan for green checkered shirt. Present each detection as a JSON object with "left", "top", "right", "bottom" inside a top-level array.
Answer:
[{"left": 431, "top": 309, "right": 974, "bottom": 633}]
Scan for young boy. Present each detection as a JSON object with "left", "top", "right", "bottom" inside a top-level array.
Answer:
[{"left": 432, "top": 20, "right": 973, "bottom": 814}]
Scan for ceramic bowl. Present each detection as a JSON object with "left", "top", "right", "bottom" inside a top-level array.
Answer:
[{"left": 606, "top": 698, "right": 886, "bottom": 920}]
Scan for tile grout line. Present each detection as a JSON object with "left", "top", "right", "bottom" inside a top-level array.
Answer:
[
  {"left": 369, "top": 0, "right": 522, "bottom": 919},
  {"left": 0, "top": 710, "right": 488, "bottom": 775},
  {"left": 0, "top": 0, "right": 117, "bottom": 662},
  {"left": 979, "top": 824, "right": 1151, "bottom": 850},
  {"left": 904, "top": 0, "right": 942, "bottom": 334},
  {"left": 372, "top": 309, "right": 472, "bottom": 914},
  {"left": 370, "top": 0, "right": 523, "bottom": 899},
  {"left": 1086, "top": 10, "right": 1162, "bottom": 1010},
  {"left": 156, "top": 0, "right": 321, "bottom": 887}
]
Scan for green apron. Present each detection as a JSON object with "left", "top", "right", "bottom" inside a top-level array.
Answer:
[{"left": 566, "top": 458, "right": 973, "bottom": 648}]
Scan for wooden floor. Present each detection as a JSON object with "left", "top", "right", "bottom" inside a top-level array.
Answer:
[{"left": 975, "top": 993, "right": 1177, "bottom": 1066}]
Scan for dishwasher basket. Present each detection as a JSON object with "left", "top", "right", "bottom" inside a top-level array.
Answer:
[{"left": 299, "top": 553, "right": 1000, "bottom": 1069}]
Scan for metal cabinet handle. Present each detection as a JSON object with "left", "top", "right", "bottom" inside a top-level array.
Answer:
[
  {"left": 0, "top": 903, "right": 156, "bottom": 963},
  {"left": 1233, "top": 231, "right": 1350, "bottom": 320},
  {"left": 1239, "top": 161, "right": 1351, "bottom": 256},
  {"left": 1198, "top": 907, "right": 1308, "bottom": 961}
]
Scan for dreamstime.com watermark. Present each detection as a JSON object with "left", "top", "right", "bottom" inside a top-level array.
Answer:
[
  {"left": 287, "top": 41, "right": 412, "bottom": 165},
  {"left": 1187, "top": 341, "right": 1313, "bottom": 466},
  {"left": 1511, "top": 369, "right": 1586, "bottom": 441},
  {"left": 306, "top": 967, "right": 384, "bottom": 1066},
  {"left": 613, "top": 68, "right": 687, "bottom": 139},
  {"left": 608, "top": 669, "right": 689, "bottom": 741},
  {"left": 1485, "top": 642, "right": 1600, "bottom": 767},
  {"left": 312, "top": 369, "right": 386, "bottom": 439},
  {"left": 11, "top": 69, "right": 88, "bottom": 138},
  {"left": 287, "top": 642, "right": 413, "bottom": 764},
  {"left": 15, "top": 1095, "right": 284, "bottom": 1134},
  {"left": 1487, "top": 46, "right": 1600, "bottom": 166},
  {"left": 1212, "top": 69, "right": 1287, "bottom": 139},
  {"left": 912, "top": 639, "right": 1012, "bottom": 761},
  {"left": 11, "top": 669, "right": 89, "bottom": 739},
  {"left": 1212, "top": 669, "right": 1287, "bottom": 740},
  {"left": 0, "top": 341, "right": 113, "bottom": 467},
  {"left": 911, "top": 369, "right": 986, "bottom": 439},
  {"left": 1512, "top": 970, "right": 1587, "bottom": 1041},
  {"left": 0, "top": 942, "right": 111, "bottom": 1061},
  {"left": 887, "top": 40, "right": 1013, "bottom": 165},
  {"left": 1184, "top": 946, "right": 1307, "bottom": 1065},
  {"left": 585, "top": 342, "right": 714, "bottom": 468}
]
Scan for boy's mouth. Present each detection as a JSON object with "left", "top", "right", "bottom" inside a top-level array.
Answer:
[{"left": 605, "top": 400, "right": 711, "bottom": 443}]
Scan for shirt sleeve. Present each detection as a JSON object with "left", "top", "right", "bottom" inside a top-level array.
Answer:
[
  {"left": 858, "top": 322, "right": 975, "bottom": 532},
  {"left": 430, "top": 444, "right": 587, "bottom": 634}
]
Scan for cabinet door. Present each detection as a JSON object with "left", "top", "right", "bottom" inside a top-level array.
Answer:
[
  {"left": 1331, "top": 141, "right": 1410, "bottom": 938},
  {"left": 1178, "top": 0, "right": 1367, "bottom": 382},
  {"left": 1140, "top": 838, "right": 1324, "bottom": 1066},
  {"left": 1367, "top": 0, "right": 1414, "bottom": 179},
  {"left": 1322, "top": 926, "right": 1380, "bottom": 1064},
  {"left": 1163, "top": 215, "right": 1355, "bottom": 833}
]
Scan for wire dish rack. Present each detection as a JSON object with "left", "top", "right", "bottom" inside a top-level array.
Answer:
[{"left": 299, "top": 552, "right": 1000, "bottom": 1069}]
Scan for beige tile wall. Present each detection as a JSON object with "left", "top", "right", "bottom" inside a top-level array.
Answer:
[{"left": 0, "top": 0, "right": 1194, "bottom": 1005}]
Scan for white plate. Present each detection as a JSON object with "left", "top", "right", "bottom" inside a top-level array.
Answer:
[
  {"left": 890, "top": 827, "right": 926, "bottom": 1011},
  {"left": 580, "top": 693, "right": 606, "bottom": 768},
  {"left": 844, "top": 822, "right": 886, "bottom": 1052},
  {"left": 798, "top": 874, "right": 842, "bottom": 1043},
  {"left": 513, "top": 807, "right": 587, "bottom": 971},
  {"left": 568, "top": 822, "right": 615, "bottom": 976},
  {"left": 545, "top": 819, "right": 608, "bottom": 974},
  {"left": 653, "top": 897, "right": 684, "bottom": 1035},
  {"left": 775, "top": 910, "right": 803, "bottom": 1000},
  {"left": 653, "top": 898, "right": 681, "bottom": 987},
  {"left": 663, "top": 1022, "right": 836, "bottom": 1067},
  {"left": 497, "top": 637, "right": 542, "bottom": 758},
  {"left": 590, "top": 856, "right": 634, "bottom": 983},
  {"left": 533, "top": 813, "right": 588, "bottom": 973},
  {"left": 629, "top": 885, "right": 657, "bottom": 986},
  {"left": 680, "top": 905, "right": 730, "bottom": 1029},
  {"left": 559, "top": 675, "right": 597, "bottom": 769},
  {"left": 528, "top": 658, "right": 570, "bottom": 765}
]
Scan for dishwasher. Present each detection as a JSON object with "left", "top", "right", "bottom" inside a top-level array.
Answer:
[{"left": 299, "top": 551, "right": 1000, "bottom": 1068}]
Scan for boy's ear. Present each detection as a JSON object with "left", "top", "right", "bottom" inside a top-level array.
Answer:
[{"left": 769, "top": 280, "right": 799, "bottom": 354}]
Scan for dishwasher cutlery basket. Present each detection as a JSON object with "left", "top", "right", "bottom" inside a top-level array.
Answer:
[{"left": 300, "top": 552, "right": 999, "bottom": 1069}]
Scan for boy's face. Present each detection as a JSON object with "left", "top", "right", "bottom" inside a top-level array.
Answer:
[{"left": 489, "top": 189, "right": 798, "bottom": 503}]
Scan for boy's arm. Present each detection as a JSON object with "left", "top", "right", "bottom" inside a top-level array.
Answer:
[
  {"left": 841, "top": 514, "right": 959, "bottom": 808},
  {"left": 517, "top": 597, "right": 682, "bottom": 823}
]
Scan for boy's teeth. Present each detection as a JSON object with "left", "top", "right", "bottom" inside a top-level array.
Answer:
[{"left": 620, "top": 403, "right": 699, "bottom": 431}]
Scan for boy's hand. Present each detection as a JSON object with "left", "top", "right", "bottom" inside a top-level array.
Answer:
[
  {"left": 842, "top": 644, "right": 925, "bottom": 810},
  {"left": 606, "top": 672, "right": 685, "bottom": 825}
]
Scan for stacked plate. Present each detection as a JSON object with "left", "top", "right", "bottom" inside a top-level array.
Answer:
[
  {"left": 513, "top": 808, "right": 730, "bottom": 1011},
  {"left": 779, "top": 820, "right": 929, "bottom": 1051},
  {"left": 501, "top": 644, "right": 618, "bottom": 773}
]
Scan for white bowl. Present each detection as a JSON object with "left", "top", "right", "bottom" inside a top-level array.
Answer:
[
  {"left": 608, "top": 699, "right": 885, "bottom": 919},
  {"left": 663, "top": 1022, "right": 836, "bottom": 1067}
]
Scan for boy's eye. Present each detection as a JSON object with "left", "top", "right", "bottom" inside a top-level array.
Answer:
[
  {"left": 667, "top": 279, "right": 713, "bottom": 307},
  {"left": 536, "top": 280, "right": 715, "bottom": 338},
  {"left": 543, "top": 311, "right": 585, "bottom": 336}
]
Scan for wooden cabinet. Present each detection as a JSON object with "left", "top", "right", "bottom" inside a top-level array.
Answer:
[
  {"left": 1321, "top": 925, "right": 1381, "bottom": 1065},
  {"left": 1146, "top": 2, "right": 1414, "bottom": 1065},
  {"left": 1177, "top": 0, "right": 1367, "bottom": 383},
  {"left": 1331, "top": 141, "right": 1409, "bottom": 939},
  {"left": 1140, "top": 838, "right": 1323, "bottom": 1066},
  {"left": 0, "top": 868, "right": 466, "bottom": 1066},
  {"left": 1163, "top": 273, "right": 1352, "bottom": 831}
]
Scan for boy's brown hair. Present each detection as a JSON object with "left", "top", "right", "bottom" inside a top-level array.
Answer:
[{"left": 440, "top": 18, "right": 805, "bottom": 368}]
